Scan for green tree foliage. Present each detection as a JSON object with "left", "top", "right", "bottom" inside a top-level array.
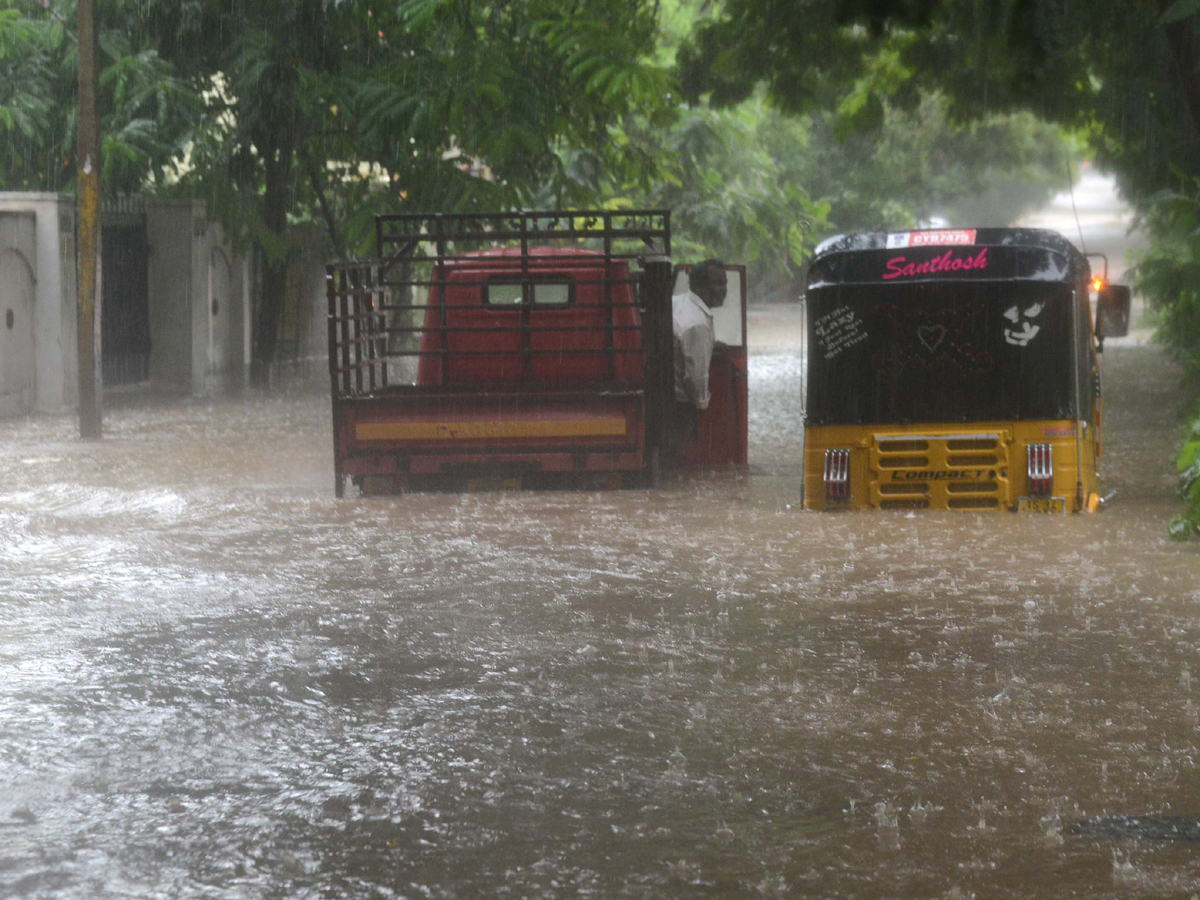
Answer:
[
  {"left": 1135, "top": 184, "right": 1200, "bottom": 537},
  {"left": 0, "top": 1, "right": 197, "bottom": 194},
  {"left": 0, "top": 8, "right": 58, "bottom": 188},
  {"left": 676, "top": 0, "right": 934, "bottom": 115},
  {"left": 677, "top": 0, "right": 1077, "bottom": 235},
  {"left": 591, "top": 0, "right": 1072, "bottom": 299},
  {"left": 800, "top": 95, "right": 1072, "bottom": 232},
  {"left": 140, "top": 0, "right": 361, "bottom": 370},
  {"left": 136, "top": 0, "right": 668, "bottom": 372},
  {"left": 1171, "top": 402, "right": 1200, "bottom": 539},
  {"left": 535, "top": 1, "right": 833, "bottom": 299},
  {"left": 581, "top": 97, "right": 830, "bottom": 302},
  {"left": 678, "top": 0, "right": 1200, "bottom": 326},
  {"left": 1133, "top": 188, "right": 1200, "bottom": 376}
]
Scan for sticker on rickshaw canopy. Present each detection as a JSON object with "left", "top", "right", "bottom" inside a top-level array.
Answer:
[{"left": 886, "top": 230, "right": 976, "bottom": 249}]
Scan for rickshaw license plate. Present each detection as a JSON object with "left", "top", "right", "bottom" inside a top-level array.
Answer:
[{"left": 1019, "top": 495, "right": 1065, "bottom": 514}]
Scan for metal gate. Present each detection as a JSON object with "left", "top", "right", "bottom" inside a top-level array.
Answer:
[{"left": 102, "top": 197, "right": 150, "bottom": 386}]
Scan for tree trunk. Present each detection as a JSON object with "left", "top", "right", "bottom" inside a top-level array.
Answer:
[{"left": 252, "top": 145, "right": 294, "bottom": 385}]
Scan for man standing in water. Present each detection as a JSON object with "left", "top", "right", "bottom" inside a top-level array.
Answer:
[{"left": 671, "top": 259, "right": 726, "bottom": 458}]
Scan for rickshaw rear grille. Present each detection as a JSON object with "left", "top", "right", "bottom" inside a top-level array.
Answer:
[
  {"left": 869, "top": 431, "right": 1009, "bottom": 511},
  {"left": 949, "top": 497, "right": 1001, "bottom": 509},
  {"left": 878, "top": 455, "right": 929, "bottom": 468},
  {"left": 948, "top": 454, "right": 998, "bottom": 466},
  {"left": 946, "top": 481, "right": 998, "bottom": 493},
  {"left": 881, "top": 498, "right": 931, "bottom": 510},
  {"left": 879, "top": 483, "right": 929, "bottom": 495}
]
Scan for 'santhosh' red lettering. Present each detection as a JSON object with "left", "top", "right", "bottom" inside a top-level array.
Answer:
[{"left": 882, "top": 248, "right": 989, "bottom": 280}]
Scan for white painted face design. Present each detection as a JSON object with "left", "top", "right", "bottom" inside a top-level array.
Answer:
[{"left": 1003, "top": 301, "right": 1045, "bottom": 346}]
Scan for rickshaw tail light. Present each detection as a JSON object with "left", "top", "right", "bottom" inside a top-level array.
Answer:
[
  {"left": 1027, "top": 443, "right": 1054, "bottom": 495},
  {"left": 824, "top": 449, "right": 851, "bottom": 502}
]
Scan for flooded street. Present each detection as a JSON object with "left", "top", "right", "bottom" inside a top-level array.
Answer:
[{"left": 3, "top": 304, "right": 1199, "bottom": 899}]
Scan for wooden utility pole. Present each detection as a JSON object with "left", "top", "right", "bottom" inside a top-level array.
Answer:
[{"left": 77, "top": 0, "right": 102, "bottom": 438}]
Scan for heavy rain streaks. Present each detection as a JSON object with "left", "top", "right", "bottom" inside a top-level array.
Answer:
[
  {"left": 6, "top": 0, "right": 1200, "bottom": 892},
  {"left": 2, "top": 296, "right": 1198, "bottom": 898}
]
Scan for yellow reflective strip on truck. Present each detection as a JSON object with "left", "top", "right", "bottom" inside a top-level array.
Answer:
[{"left": 356, "top": 418, "right": 627, "bottom": 441}]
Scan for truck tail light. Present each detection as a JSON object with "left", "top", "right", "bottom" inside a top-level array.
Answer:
[
  {"left": 824, "top": 448, "right": 851, "bottom": 503},
  {"left": 1027, "top": 443, "right": 1053, "bottom": 495}
]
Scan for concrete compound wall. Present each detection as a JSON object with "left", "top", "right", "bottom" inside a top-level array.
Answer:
[
  {"left": 146, "top": 200, "right": 251, "bottom": 395},
  {"left": 273, "top": 225, "right": 330, "bottom": 383},
  {"left": 0, "top": 211, "right": 38, "bottom": 417},
  {"left": 0, "top": 194, "right": 258, "bottom": 418},
  {"left": 0, "top": 194, "right": 77, "bottom": 415}
]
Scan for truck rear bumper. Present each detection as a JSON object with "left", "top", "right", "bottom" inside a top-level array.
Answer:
[{"left": 333, "top": 392, "right": 646, "bottom": 485}]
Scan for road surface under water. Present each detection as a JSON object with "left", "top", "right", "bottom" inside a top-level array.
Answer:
[{"left": 2, "top": 309, "right": 1199, "bottom": 900}]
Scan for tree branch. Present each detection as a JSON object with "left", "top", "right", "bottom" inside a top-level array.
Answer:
[{"left": 302, "top": 145, "right": 347, "bottom": 260}]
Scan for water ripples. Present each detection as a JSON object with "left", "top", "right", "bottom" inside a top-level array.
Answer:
[{"left": 0, "top": 332, "right": 1198, "bottom": 898}]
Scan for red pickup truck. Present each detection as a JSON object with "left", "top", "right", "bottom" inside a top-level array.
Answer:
[{"left": 326, "top": 210, "right": 746, "bottom": 495}]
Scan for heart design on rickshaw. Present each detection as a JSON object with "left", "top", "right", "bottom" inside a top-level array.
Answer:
[{"left": 917, "top": 324, "right": 947, "bottom": 352}]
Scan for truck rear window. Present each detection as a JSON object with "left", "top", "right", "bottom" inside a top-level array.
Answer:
[{"left": 485, "top": 280, "right": 574, "bottom": 307}]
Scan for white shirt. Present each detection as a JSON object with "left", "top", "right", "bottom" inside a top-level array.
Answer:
[{"left": 672, "top": 290, "right": 715, "bottom": 410}]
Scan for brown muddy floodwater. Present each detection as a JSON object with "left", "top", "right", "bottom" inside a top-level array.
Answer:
[{"left": 2, "top": 305, "right": 1199, "bottom": 900}]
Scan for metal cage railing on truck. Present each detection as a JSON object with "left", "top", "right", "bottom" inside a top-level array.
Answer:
[
  {"left": 325, "top": 210, "right": 677, "bottom": 496},
  {"left": 375, "top": 208, "right": 670, "bottom": 277}
]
